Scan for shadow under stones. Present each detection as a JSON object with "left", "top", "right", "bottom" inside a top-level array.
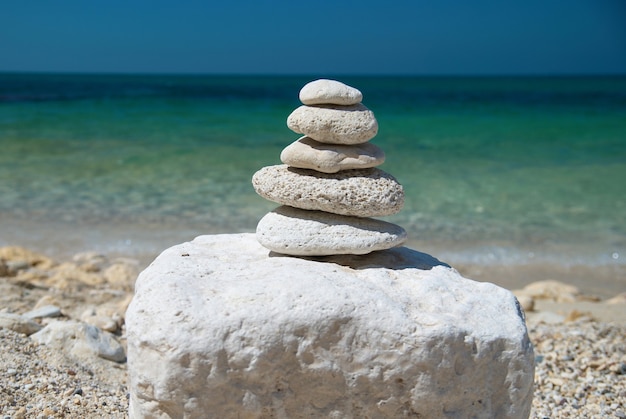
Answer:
[{"left": 269, "top": 246, "right": 450, "bottom": 271}]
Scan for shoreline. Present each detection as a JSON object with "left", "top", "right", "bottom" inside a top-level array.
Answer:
[
  {"left": 0, "top": 220, "right": 626, "bottom": 299},
  {"left": 2, "top": 215, "right": 624, "bottom": 298}
]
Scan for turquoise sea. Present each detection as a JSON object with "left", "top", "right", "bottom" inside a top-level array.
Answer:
[{"left": 1, "top": 73, "right": 625, "bottom": 290}]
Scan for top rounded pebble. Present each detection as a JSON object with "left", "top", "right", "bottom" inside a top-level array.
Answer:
[{"left": 299, "top": 79, "right": 363, "bottom": 106}]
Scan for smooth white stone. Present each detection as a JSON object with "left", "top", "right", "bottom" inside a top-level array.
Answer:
[
  {"left": 23, "top": 304, "right": 62, "bottom": 319},
  {"left": 126, "top": 234, "right": 535, "bottom": 419},
  {"left": 299, "top": 79, "right": 363, "bottom": 105},
  {"left": 287, "top": 104, "right": 378, "bottom": 144},
  {"left": 280, "top": 136, "right": 385, "bottom": 173},
  {"left": 31, "top": 320, "right": 126, "bottom": 363},
  {"left": 0, "top": 312, "right": 43, "bottom": 336},
  {"left": 256, "top": 206, "right": 406, "bottom": 255},
  {"left": 252, "top": 165, "right": 404, "bottom": 217}
]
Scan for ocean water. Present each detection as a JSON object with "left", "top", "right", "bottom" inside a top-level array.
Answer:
[{"left": 1, "top": 73, "right": 625, "bottom": 276}]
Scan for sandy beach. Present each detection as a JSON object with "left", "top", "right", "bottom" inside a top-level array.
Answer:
[{"left": 1, "top": 242, "right": 624, "bottom": 418}]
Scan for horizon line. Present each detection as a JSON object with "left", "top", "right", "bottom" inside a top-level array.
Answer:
[{"left": 1, "top": 70, "right": 625, "bottom": 78}]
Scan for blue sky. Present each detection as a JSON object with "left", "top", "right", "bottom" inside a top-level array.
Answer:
[{"left": 1, "top": 0, "right": 625, "bottom": 75}]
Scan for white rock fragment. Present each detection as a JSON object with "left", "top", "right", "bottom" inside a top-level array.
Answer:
[
  {"left": 287, "top": 104, "right": 378, "bottom": 144},
  {"left": 280, "top": 136, "right": 385, "bottom": 173},
  {"left": 252, "top": 164, "right": 404, "bottom": 217},
  {"left": 299, "top": 79, "right": 363, "bottom": 105},
  {"left": 127, "top": 233, "right": 534, "bottom": 419},
  {"left": 0, "top": 312, "right": 43, "bottom": 336},
  {"left": 31, "top": 320, "right": 126, "bottom": 363},
  {"left": 81, "top": 309, "right": 119, "bottom": 333},
  {"left": 23, "top": 305, "right": 62, "bottom": 319},
  {"left": 256, "top": 206, "right": 406, "bottom": 255}
]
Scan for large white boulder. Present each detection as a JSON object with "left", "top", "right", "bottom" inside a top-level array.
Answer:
[{"left": 126, "top": 234, "right": 534, "bottom": 418}]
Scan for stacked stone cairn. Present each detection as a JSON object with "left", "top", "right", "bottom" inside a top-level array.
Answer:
[{"left": 252, "top": 79, "right": 407, "bottom": 256}]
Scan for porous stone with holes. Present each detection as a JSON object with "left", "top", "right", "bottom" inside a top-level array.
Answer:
[{"left": 252, "top": 165, "right": 404, "bottom": 218}]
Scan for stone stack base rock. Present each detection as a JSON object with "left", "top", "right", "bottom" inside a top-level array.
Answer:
[
  {"left": 126, "top": 234, "right": 534, "bottom": 418},
  {"left": 253, "top": 79, "right": 407, "bottom": 256}
]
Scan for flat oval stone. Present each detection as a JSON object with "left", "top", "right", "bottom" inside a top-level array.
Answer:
[
  {"left": 287, "top": 104, "right": 378, "bottom": 145},
  {"left": 252, "top": 165, "right": 404, "bottom": 217},
  {"left": 299, "top": 79, "right": 363, "bottom": 106},
  {"left": 280, "top": 136, "right": 385, "bottom": 173},
  {"left": 256, "top": 206, "right": 407, "bottom": 256}
]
